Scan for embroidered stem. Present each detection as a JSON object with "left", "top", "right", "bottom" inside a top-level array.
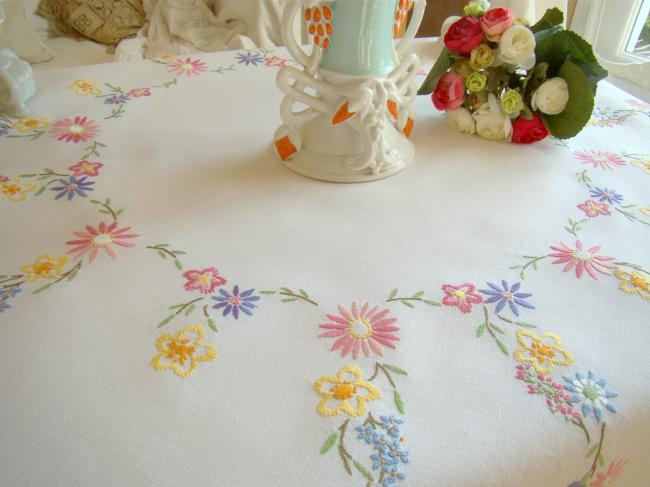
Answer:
[
  {"left": 565, "top": 218, "right": 589, "bottom": 237},
  {"left": 576, "top": 170, "right": 593, "bottom": 189},
  {"left": 477, "top": 307, "right": 509, "bottom": 355},
  {"left": 584, "top": 422, "right": 606, "bottom": 482},
  {"left": 52, "top": 261, "right": 82, "bottom": 285},
  {"left": 337, "top": 420, "right": 353, "bottom": 476},
  {"left": 572, "top": 417, "right": 591, "bottom": 445},
  {"left": 105, "top": 82, "right": 124, "bottom": 94},
  {"left": 145, "top": 244, "right": 186, "bottom": 269},
  {"left": 614, "top": 261, "right": 650, "bottom": 276},
  {"left": 6, "top": 130, "right": 45, "bottom": 141},
  {"left": 386, "top": 289, "right": 441, "bottom": 307},
  {"left": 32, "top": 261, "right": 82, "bottom": 294},
  {"left": 173, "top": 298, "right": 203, "bottom": 316},
  {"left": 279, "top": 288, "right": 318, "bottom": 306},
  {"left": 153, "top": 78, "right": 178, "bottom": 89},
  {"left": 2, "top": 281, "right": 25, "bottom": 290},
  {"left": 363, "top": 411, "right": 382, "bottom": 428},
  {"left": 510, "top": 255, "right": 547, "bottom": 280},
  {"left": 81, "top": 141, "right": 106, "bottom": 159},
  {"left": 614, "top": 207, "right": 650, "bottom": 225},
  {"left": 105, "top": 105, "right": 126, "bottom": 120},
  {"left": 0, "top": 274, "right": 23, "bottom": 285},
  {"left": 147, "top": 245, "right": 179, "bottom": 259},
  {"left": 368, "top": 362, "right": 396, "bottom": 389},
  {"left": 496, "top": 314, "right": 537, "bottom": 328}
]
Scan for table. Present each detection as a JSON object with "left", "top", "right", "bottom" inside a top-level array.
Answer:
[{"left": 1, "top": 44, "right": 649, "bottom": 487}]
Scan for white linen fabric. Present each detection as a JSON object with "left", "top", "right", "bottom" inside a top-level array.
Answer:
[{"left": 0, "top": 44, "right": 649, "bottom": 487}]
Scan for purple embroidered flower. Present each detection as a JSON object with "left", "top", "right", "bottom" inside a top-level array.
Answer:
[
  {"left": 0, "top": 300, "right": 10, "bottom": 313},
  {"left": 211, "top": 285, "right": 260, "bottom": 319},
  {"left": 0, "top": 286, "right": 22, "bottom": 299},
  {"left": 51, "top": 175, "right": 95, "bottom": 200},
  {"left": 235, "top": 51, "right": 265, "bottom": 66},
  {"left": 479, "top": 281, "right": 534, "bottom": 316},
  {"left": 589, "top": 187, "right": 623, "bottom": 205},
  {"left": 103, "top": 94, "right": 131, "bottom": 105},
  {"left": 0, "top": 122, "right": 11, "bottom": 136}
]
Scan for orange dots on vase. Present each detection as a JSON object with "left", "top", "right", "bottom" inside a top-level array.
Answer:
[
  {"left": 393, "top": 0, "right": 414, "bottom": 37},
  {"left": 305, "top": 3, "right": 333, "bottom": 49}
]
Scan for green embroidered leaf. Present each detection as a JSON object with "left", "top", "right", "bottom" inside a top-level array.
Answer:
[
  {"left": 495, "top": 338, "right": 509, "bottom": 356},
  {"left": 157, "top": 244, "right": 170, "bottom": 247},
  {"left": 19, "top": 173, "right": 37, "bottom": 178},
  {"left": 158, "top": 250, "right": 166, "bottom": 259},
  {"left": 174, "top": 250, "right": 186, "bottom": 255},
  {"left": 586, "top": 444, "right": 599, "bottom": 458},
  {"left": 417, "top": 47, "right": 451, "bottom": 95},
  {"left": 519, "top": 270, "right": 526, "bottom": 280},
  {"left": 394, "top": 389, "right": 405, "bottom": 414},
  {"left": 207, "top": 318, "right": 218, "bottom": 333},
  {"left": 90, "top": 199, "right": 101, "bottom": 204},
  {"left": 168, "top": 303, "right": 184, "bottom": 309},
  {"left": 281, "top": 298, "right": 297, "bottom": 303},
  {"left": 320, "top": 431, "right": 338, "bottom": 454},
  {"left": 491, "top": 322, "right": 505, "bottom": 334},
  {"left": 515, "top": 321, "right": 537, "bottom": 328},
  {"left": 424, "top": 299, "right": 442, "bottom": 306},
  {"left": 184, "top": 304, "right": 196, "bottom": 316},
  {"left": 389, "top": 288, "right": 398, "bottom": 299},
  {"left": 352, "top": 460, "right": 374, "bottom": 482},
  {"left": 34, "top": 186, "right": 46, "bottom": 196},
  {"left": 280, "top": 287, "right": 292, "bottom": 294},
  {"left": 66, "top": 270, "right": 78, "bottom": 282},
  {"left": 105, "top": 197, "right": 111, "bottom": 205},
  {"left": 414, "top": 291, "right": 425, "bottom": 298},
  {"left": 158, "top": 315, "right": 175, "bottom": 328},
  {"left": 598, "top": 452, "right": 605, "bottom": 466},
  {"left": 115, "top": 209, "right": 124, "bottom": 217},
  {"left": 99, "top": 210, "right": 110, "bottom": 215},
  {"left": 174, "top": 259, "right": 183, "bottom": 270},
  {"left": 476, "top": 323, "right": 486, "bottom": 337},
  {"left": 259, "top": 290, "right": 276, "bottom": 295},
  {"left": 383, "top": 364, "right": 408, "bottom": 376},
  {"left": 401, "top": 300, "right": 415, "bottom": 308},
  {"left": 32, "top": 283, "right": 52, "bottom": 294}
]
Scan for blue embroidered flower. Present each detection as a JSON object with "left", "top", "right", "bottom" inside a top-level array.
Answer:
[
  {"left": 384, "top": 440, "right": 409, "bottom": 464},
  {"left": 0, "top": 122, "right": 11, "bottom": 136},
  {"left": 383, "top": 465, "right": 406, "bottom": 484},
  {"left": 372, "top": 433, "right": 392, "bottom": 452},
  {"left": 235, "top": 52, "right": 265, "bottom": 66},
  {"left": 0, "top": 286, "right": 22, "bottom": 299},
  {"left": 479, "top": 280, "right": 534, "bottom": 316},
  {"left": 0, "top": 300, "right": 10, "bottom": 313},
  {"left": 355, "top": 424, "right": 378, "bottom": 444},
  {"left": 103, "top": 94, "right": 131, "bottom": 105},
  {"left": 589, "top": 187, "right": 623, "bottom": 205},
  {"left": 51, "top": 176, "right": 95, "bottom": 201},
  {"left": 563, "top": 371, "right": 618, "bottom": 422},
  {"left": 370, "top": 450, "right": 396, "bottom": 472},
  {"left": 379, "top": 415, "right": 403, "bottom": 438},
  {"left": 211, "top": 285, "right": 260, "bottom": 319}
]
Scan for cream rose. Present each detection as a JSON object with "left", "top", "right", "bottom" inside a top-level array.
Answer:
[
  {"left": 472, "top": 93, "right": 513, "bottom": 141},
  {"left": 445, "top": 108, "right": 476, "bottom": 135},
  {"left": 531, "top": 77, "right": 570, "bottom": 115},
  {"left": 469, "top": 44, "right": 495, "bottom": 70},
  {"left": 440, "top": 16, "right": 462, "bottom": 39},
  {"left": 495, "top": 24, "right": 536, "bottom": 69}
]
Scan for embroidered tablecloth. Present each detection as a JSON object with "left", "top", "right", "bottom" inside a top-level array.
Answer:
[{"left": 1, "top": 45, "right": 649, "bottom": 487}]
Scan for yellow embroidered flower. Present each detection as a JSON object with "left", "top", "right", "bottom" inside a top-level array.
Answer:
[
  {"left": 514, "top": 330, "right": 573, "bottom": 374},
  {"left": 640, "top": 207, "right": 650, "bottom": 218},
  {"left": 12, "top": 116, "right": 48, "bottom": 133},
  {"left": 313, "top": 364, "right": 381, "bottom": 417},
  {"left": 21, "top": 254, "right": 70, "bottom": 281},
  {"left": 151, "top": 325, "right": 218, "bottom": 378},
  {"left": 1, "top": 177, "right": 37, "bottom": 202},
  {"left": 68, "top": 79, "right": 102, "bottom": 96},
  {"left": 614, "top": 268, "right": 650, "bottom": 300},
  {"left": 631, "top": 157, "right": 650, "bottom": 175},
  {"left": 156, "top": 55, "right": 178, "bottom": 63}
]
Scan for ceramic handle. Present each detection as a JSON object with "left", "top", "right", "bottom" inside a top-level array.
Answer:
[
  {"left": 396, "top": 0, "right": 426, "bottom": 56},
  {"left": 281, "top": 1, "right": 310, "bottom": 68}
]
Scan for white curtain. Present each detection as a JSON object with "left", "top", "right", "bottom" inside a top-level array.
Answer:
[{"left": 498, "top": 0, "right": 568, "bottom": 24}]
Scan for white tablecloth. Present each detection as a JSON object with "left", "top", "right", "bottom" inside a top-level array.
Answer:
[{"left": 1, "top": 45, "right": 649, "bottom": 487}]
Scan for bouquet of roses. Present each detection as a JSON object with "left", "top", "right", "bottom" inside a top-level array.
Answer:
[{"left": 418, "top": 0, "right": 607, "bottom": 144}]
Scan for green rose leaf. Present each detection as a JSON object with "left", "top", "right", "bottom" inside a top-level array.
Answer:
[
  {"left": 541, "top": 59, "right": 595, "bottom": 140},
  {"left": 418, "top": 48, "right": 451, "bottom": 96},
  {"left": 535, "top": 30, "right": 607, "bottom": 94},
  {"left": 530, "top": 7, "right": 564, "bottom": 33}
]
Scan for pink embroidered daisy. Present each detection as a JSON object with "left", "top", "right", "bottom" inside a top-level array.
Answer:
[
  {"left": 68, "top": 160, "right": 103, "bottom": 177},
  {"left": 319, "top": 302, "right": 400, "bottom": 359},
  {"left": 52, "top": 116, "right": 100, "bottom": 143},
  {"left": 66, "top": 221, "right": 139, "bottom": 263},
  {"left": 167, "top": 58, "right": 207, "bottom": 77},
  {"left": 574, "top": 150, "right": 625, "bottom": 170},
  {"left": 577, "top": 199, "right": 611, "bottom": 218},
  {"left": 183, "top": 267, "right": 227, "bottom": 295},
  {"left": 264, "top": 56, "right": 287, "bottom": 67},
  {"left": 441, "top": 283, "right": 483, "bottom": 313},
  {"left": 548, "top": 240, "right": 616, "bottom": 280},
  {"left": 128, "top": 88, "right": 151, "bottom": 97},
  {"left": 626, "top": 98, "right": 650, "bottom": 110}
]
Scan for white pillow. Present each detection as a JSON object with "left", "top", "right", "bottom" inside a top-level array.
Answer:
[{"left": 0, "top": 0, "right": 54, "bottom": 64}]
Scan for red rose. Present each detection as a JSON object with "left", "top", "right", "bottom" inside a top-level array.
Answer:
[
  {"left": 512, "top": 114, "right": 550, "bottom": 144},
  {"left": 431, "top": 72, "right": 465, "bottom": 111},
  {"left": 444, "top": 16, "right": 484, "bottom": 55}
]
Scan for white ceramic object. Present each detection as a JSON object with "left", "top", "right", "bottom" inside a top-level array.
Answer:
[
  {"left": 272, "top": 0, "right": 425, "bottom": 183},
  {"left": 0, "top": 48, "right": 36, "bottom": 117}
]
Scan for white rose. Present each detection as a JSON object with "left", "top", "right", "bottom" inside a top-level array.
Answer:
[
  {"left": 472, "top": 93, "right": 512, "bottom": 142},
  {"left": 531, "top": 77, "right": 570, "bottom": 115},
  {"left": 445, "top": 108, "right": 476, "bottom": 135},
  {"left": 496, "top": 24, "right": 536, "bottom": 69},
  {"left": 440, "top": 16, "right": 461, "bottom": 39}
]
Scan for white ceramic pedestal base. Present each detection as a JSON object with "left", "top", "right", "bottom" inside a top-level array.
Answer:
[{"left": 273, "top": 125, "right": 414, "bottom": 183}]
